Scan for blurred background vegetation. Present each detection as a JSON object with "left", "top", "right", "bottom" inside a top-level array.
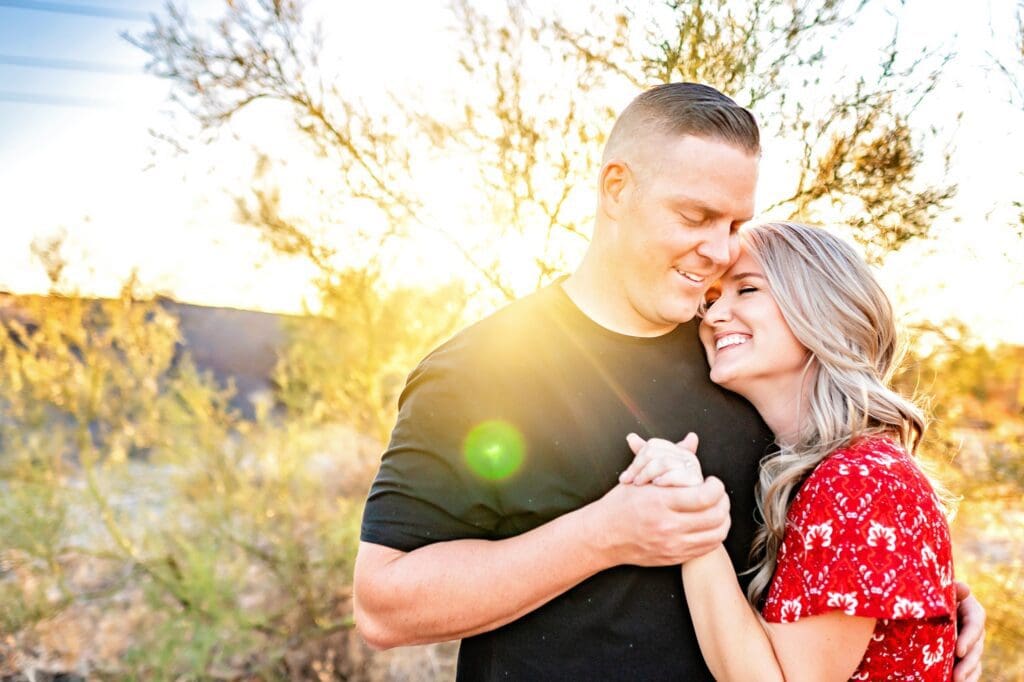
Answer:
[{"left": 1, "top": 0, "right": 1022, "bottom": 679}]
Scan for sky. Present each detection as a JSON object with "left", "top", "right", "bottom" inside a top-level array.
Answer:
[{"left": 1, "top": 0, "right": 1023, "bottom": 344}]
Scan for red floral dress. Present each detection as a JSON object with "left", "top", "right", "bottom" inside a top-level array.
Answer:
[{"left": 761, "top": 437, "right": 956, "bottom": 680}]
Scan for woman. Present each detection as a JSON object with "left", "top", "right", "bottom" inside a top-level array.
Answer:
[{"left": 620, "top": 222, "right": 956, "bottom": 680}]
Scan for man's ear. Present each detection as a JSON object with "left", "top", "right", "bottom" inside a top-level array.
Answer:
[{"left": 598, "top": 159, "right": 634, "bottom": 221}]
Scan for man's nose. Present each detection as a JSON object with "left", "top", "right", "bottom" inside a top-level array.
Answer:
[{"left": 697, "top": 224, "right": 734, "bottom": 267}]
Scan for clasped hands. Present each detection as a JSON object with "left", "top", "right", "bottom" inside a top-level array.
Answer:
[
  {"left": 586, "top": 432, "right": 729, "bottom": 567},
  {"left": 620, "top": 432, "right": 706, "bottom": 488},
  {"left": 619, "top": 432, "right": 724, "bottom": 564}
]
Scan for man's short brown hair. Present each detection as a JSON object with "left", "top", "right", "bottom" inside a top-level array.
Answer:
[{"left": 602, "top": 82, "right": 760, "bottom": 165}]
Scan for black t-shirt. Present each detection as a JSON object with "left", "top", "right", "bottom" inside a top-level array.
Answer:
[{"left": 361, "top": 282, "right": 773, "bottom": 681}]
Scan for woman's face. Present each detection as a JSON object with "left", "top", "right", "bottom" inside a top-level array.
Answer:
[{"left": 698, "top": 249, "right": 810, "bottom": 398}]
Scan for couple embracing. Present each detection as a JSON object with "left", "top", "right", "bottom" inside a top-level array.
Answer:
[{"left": 354, "top": 83, "right": 985, "bottom": 681}]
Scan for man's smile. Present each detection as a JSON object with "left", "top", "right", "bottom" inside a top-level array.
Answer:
[{"left": 674, "top": 268, "right": 709, "bottom": 286}]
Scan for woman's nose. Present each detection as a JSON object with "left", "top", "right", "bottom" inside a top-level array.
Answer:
[{"left": 706, "top": 299, "right": 732, "bottom": 324}]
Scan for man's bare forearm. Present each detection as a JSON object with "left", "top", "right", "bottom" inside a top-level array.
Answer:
[
  {"left": 354, "top": 503, "right": 611, "bottom": 649},
  {"left": 354, "top": 479, "right": 730, "bottom": 649}
]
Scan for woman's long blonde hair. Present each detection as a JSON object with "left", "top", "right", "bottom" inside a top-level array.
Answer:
[{"left": 739, "top": 222, "right": 929, "bottom": 605}]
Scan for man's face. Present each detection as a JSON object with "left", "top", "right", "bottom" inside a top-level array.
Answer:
[{"left": 609, "top": 135, "right": 758, "bottom": 335}]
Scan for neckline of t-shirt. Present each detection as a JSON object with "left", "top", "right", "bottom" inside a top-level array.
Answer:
[{"left": 547, "top": 278, "right": 696, "bottom": 346}]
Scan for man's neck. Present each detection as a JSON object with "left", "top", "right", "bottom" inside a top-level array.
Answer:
[{"left": 561, "top": 251, "right": 679, "bottom": 338}]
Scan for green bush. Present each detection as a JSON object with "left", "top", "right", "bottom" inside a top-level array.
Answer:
[{"left": 0, "top": 285, "right": 366, "bottom": 678}]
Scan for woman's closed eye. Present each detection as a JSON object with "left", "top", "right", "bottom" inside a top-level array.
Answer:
[{"left": 702, "top": 286, "right": 757, "bottom": 314}]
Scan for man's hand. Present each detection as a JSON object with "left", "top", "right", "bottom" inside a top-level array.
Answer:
[
  {"left": 581, "top": 432, "right": 727, "bottom": 567},
  {"left": 953, "top": 580, "right": 985, "bottom": 682}
]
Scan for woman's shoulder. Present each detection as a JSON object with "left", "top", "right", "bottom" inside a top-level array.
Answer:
[
  {"left": 806, "top": 435, "right": 927, "bottom": 493},
  {"left": 789, "top": 435, "right": 948, "bottom": 535},
  {"left": 822, "top": 434, "right": 907, "bottom": 466},
  {"left": 769, "top": 434, "right": 956, "bottom": 625}
]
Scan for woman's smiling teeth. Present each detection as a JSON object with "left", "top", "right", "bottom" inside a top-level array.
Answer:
[{"left": 715, "top": 334, "right": 750, "bottom": 351}]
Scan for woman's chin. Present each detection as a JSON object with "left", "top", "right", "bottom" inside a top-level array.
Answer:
[
  {"left": 708, "top": 366, "right": 731, "bottom": 387},
  {"left": 709, "top": 366, "right": 744, "bottom": 394}
]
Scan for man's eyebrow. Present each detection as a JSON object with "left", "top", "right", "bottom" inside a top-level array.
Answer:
[
  {"left": 669, "top": 195, "right": 754, "bottom": 223},
  {"left": 669, "top": 195, "right": 722, "bottom": 216},
  {"left": 729, "top": 272, "right": 766, "bottom": 281}
]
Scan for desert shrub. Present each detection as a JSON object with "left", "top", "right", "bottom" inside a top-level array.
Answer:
[{"left": 0, "top": 284, "right": 365, "bottom": 678}]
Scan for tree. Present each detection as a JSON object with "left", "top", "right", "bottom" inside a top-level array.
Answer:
[
  {"left": 124, "top": 0, "right": 963, "bottom": 459},
  {"left": 131, "top": 0, "right": 956, "bottom": 299},
  {"left": 128, "top": 0, "right": 506, "bottom": 295},
  {"left": 548, "top": 0, "right": 957, "bottom": 262}
]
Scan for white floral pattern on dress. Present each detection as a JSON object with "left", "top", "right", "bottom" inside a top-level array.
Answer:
[
  {"left": 865, "top": 452, "right": 897, "bottom": 467},
  {"left": 826, "top": 591, "right": 859, "bottom": 616},
  {"left": 779, "top": 598, "right": 803, "bottom": 623},
  {"left": 923, "top": 638, "right": 945, "bottom": 667},
  {"left": 893, "top": 597, "right": 926, "bottom": 619},
  {"left": 866, "top": 521, "right": 897, "bottom": 552},
  {"left": 803, "top": 521, "right": 833, "bottom": 551}
]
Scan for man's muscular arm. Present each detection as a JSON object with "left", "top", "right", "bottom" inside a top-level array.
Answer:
[{"left": 353, "top": 477, "right": 731, "bottom": 649}]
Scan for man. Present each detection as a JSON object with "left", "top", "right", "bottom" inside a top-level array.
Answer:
[{"left": 354, "top": 83, "right": 984, "bottom": 680}]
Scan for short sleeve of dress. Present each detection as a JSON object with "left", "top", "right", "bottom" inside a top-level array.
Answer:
[
  {"left": 360, "top": 346, "right": 506, "bottom": 552},
  {"left": 762, "top": 439, "right": 956, "bottom": 624}
]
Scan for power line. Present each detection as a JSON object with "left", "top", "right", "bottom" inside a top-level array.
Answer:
[
  {"left": 0, "top": 90, "right": 117, "bottom": 108},
  {"left": 0, "top": 54, "right": 142, "bottom": 75},
  {"left": 0, "top": 0, "right": 150, "bottom": 21}
]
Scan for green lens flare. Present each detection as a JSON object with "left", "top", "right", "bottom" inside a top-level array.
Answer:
[{"left": 463, "top": 420, "right": 525, "bottom": 481}]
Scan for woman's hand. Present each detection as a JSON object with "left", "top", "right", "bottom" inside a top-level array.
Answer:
[{"left": 619, "top": 432, "right": 705, "bottom": 487}]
